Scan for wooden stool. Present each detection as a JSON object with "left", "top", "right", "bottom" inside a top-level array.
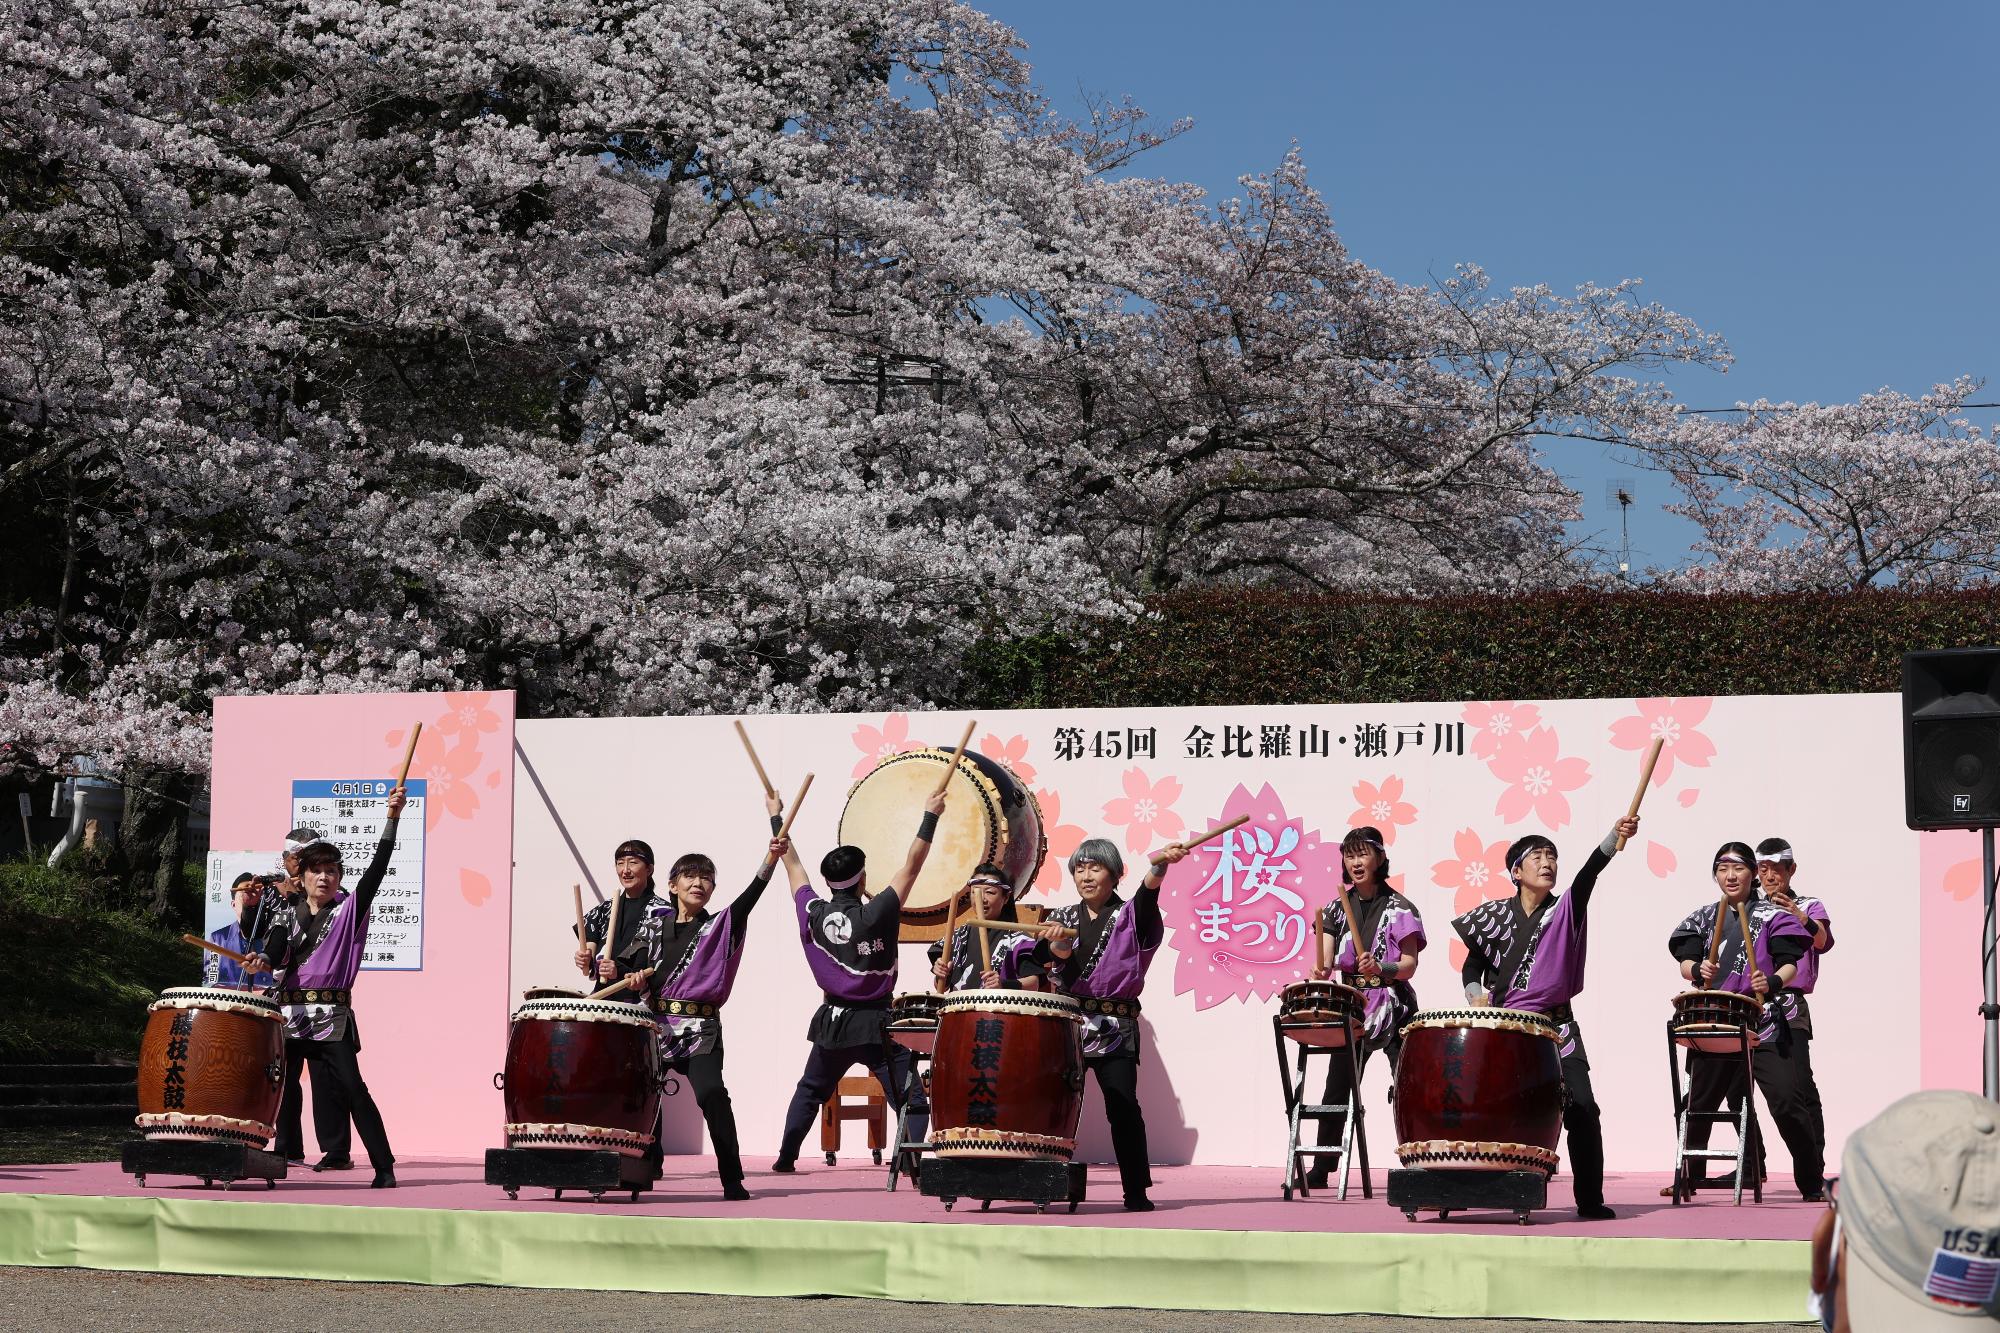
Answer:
[{"left": 820, "top": 1074, "right": 887, "bottom": 1166}]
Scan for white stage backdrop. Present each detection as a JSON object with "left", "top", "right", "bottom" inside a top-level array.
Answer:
[{"left": 510, "top": 693, "right": 1969, "bottom": 1175}]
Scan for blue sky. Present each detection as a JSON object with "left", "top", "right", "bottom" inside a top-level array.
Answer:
[{"left": 981, "top": 1, "right": 2000, "bottom": 575}]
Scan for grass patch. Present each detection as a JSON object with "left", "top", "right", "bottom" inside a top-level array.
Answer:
[
  {"left": 0, "top": 856, "right": 195, "bottom": 1060},
  {"left": 0, "top": 1122, "right": 132, "bottom": 1166}
]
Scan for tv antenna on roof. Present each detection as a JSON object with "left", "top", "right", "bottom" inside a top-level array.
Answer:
[{"left": 1605, "top": 478, "right": 1637, "bottom": 582}]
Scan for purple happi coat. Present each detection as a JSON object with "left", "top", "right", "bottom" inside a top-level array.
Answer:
[
  {"left": 262, "top": 825, "right": 398, "bottom": 1042},
  {"left": 1452, "top": 839, "right": 1615, "bottom": 1059},
  {"left": 1044, "top": 884, "right": 1163, "bottom": 1059},
  {"left": 796, "top": 882, "right": 901, "bottom": 1047},
  {"left": 1667, "top": 892, "right": 1814, "bottom": 1042},
  {"left": 1783, "top": 894, "right": 1834, "bottom": 996},
  {"left": 1317, "top": 888, "right": 1425, "bottom": 1048}
]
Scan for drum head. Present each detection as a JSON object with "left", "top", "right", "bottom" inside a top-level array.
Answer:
[{"left": 840, "top": 747, "right": 1008, "bottom": 915}]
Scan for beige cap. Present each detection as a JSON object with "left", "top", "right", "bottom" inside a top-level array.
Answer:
[{"left": 1841, "top": 1090, "right": 2000, "bottom": 1327}]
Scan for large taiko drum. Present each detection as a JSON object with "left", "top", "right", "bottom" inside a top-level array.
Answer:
[
  {"left": 499, "top": 996, "right": 661, "bottom": 1157},
  {"left": 135, "top": 987, "right": 286, "bottom": 1146},
  {"left": 839, "top": 746, "right": 1045, "bottom": 927},
  {"left": 1670, "top": 989, "right": 1764, "bottom": 1053},
  {"left": 1393, "top": 1007, "right": 1564, "bottom": 1175},
  {"left": 929, "top": 991, "right": 1084, "bottom": 1161}
]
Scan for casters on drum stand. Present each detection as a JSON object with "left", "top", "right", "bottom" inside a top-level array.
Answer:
[
  {"left": 485, "top": 1147, "right": 661, "bottom": 1203},
  {"left": 872, "top": 1149, "right": 883, "bottom": 1166},
  {"left": 979, "top": 1199, "right": 991, "bottom": 1212},
  {"left": 505, "top": 1188, "right": 520, "bottom": 1200},
  {"left": 943, "top": 1198, "right": 956, "bottom": 1211},
  {"left": 134, "top": 1175, "right": 147, "bottom": 1187},
  {"left": 824, "top": 1151, "right": 837, "bottom": 1166},
  {"left": 553, "top": 1189, "right": 564, "bottom": 1200}
]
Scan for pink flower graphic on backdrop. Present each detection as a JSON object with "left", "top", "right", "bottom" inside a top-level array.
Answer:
[
  {"left": 1032, "top": 789, "right": 1088, "bottom": 894},
  {"left": 1609, "top": 697, "right": 1716, "bottom": 787},
  {"left": 1462, "top": 701, "right": 1543, "bottom": 761},
  {"left": 1346, "top": 774, "right": 1417, "bottom": 844},
  {"left": 402, "top": 726, "right": 481, "bottom": 830},
  {"left": 435, "top": 691, "right": 501, "bottom": 740},
  {"left": 1491, "top": 726, "right": 1590, "bottom": 831},
  {"left": 850, "top": 712, "right": 920, "bottom": 779},
  {"left": 1101, "top": 766, "right": 1186, "bottom": 856},
  {"left": 979, "top": 733, "right": 1036, "bottom": 785},
  {"left": 1943, "top": 858, "right": 1983, "bottom": 902},
  {"left": 1647, "top": 841, "right": 1678, "bottom": 878},
  {"left": 1163, "top": 783, "right": 1347, "bottom": 1010},
  {"left": 1431, "top": 827, "right": 1515, "bottom": 970}
]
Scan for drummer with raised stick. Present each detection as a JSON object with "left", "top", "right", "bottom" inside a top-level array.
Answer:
[
  {"left": 770, "top": 781, "right": 947, "bottom": 1176},
  {"left": 574, "top": 838, "right": 668, "bottom": 1002},
  {"left": 930, "top": 865, "right": 1046, "bottom": 992},
  {"left": 1666, "top": 841, "right": 1820, "bottom": 1199},
  {"left": 1031, "top": 821, "right": 1227, "bottom": 1211},
  {"left": 241, "top": 733, "right": 417, "bottom": 1189},
  {"left": 1450, "top": 809, "right": 1642, "bottom": 1220},
  {"left": 1302, "top": 825, "right": 1426, "bottom": 1191},
  {"left": 609, "top": 776, "right": 813, "bottom": 1201}
]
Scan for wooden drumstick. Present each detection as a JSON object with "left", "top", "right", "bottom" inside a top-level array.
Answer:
[
  {"left": 589, "top": 968, "right": 650, "bottom": 1001},
  {"left": 1733, "top": 900, "right": 1765, "bottom": 998},
  {"left": 1314, "top": 905, "right": 1326, "bottom": 975},
  {"left": 977, "top": 922, "right": 993, "bottom": 974},
  {"left": 962, "top": 917, "right": 1076, "bottom": 938},
  {"left": 600, "top": 887, "right": 622, "bottom": 968},
  {"left": 394, "top": 721, "right": 423, "bottom": 790},
  {"left": 1615, "top": 737, "right": 1664, "bottom": 851},
  {"left": 1702, "top": 897, "right": 1727, "bottom": 988},
  {"left": 1333, "top": 882, "right": 1365, "bottom": 975},
  {"left": 182, "top": 933, "right": 251, "bottom": 966},
  {"left": 771, "top": 773, "right": 814, "bottom": 846},
  {"left": 937, "top": 888, "right": 962, "bottom": 995},
  {"left": 734, "top": 720, "right": 776, "bottom": 797},
  {"left": 932, "top": 720, "right": 977, "bottom": 798},
  {"left": 1151, "top": 813, "right": 1253, "bottom": 865},
  {"left": 571, "top": 883, "right": 586, "bottom": 945}
]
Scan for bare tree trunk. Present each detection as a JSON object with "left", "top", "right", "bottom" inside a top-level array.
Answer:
[{"left": 119, "top": 765, "right": 195, "bottom": 923}]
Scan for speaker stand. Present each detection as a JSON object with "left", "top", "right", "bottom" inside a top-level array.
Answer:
[{"left": 1983, "top": 827, "right": 1997, "bottom": 1102}]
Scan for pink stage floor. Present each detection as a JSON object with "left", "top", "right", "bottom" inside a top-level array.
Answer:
[{"left": 0, "top": 1156, "right": 1820, "bottom": 1241}]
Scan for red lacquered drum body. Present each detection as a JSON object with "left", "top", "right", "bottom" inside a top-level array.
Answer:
[
  {"left": 135, "top": 987, "right": 285, "bottom": 1145},
  {"left": 1670, "top": 989, "right": 1764, "bottom": 1052},
  {"left": 1392, "top": 1007, "right": 1564, "bottom": 1174},
  {"left": 501, "top": 997, "right": 661, "bottom": 1156},
  {"left": 929, "top": 991, "right": 1084, "bottom": 1160}
]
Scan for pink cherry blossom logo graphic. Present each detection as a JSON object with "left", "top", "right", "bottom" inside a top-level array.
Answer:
[
  {"left": 1609, "top": 697, "right": 1716, "bottom": 788},
  {"left": 1462, "top": 701, "right": 1544, "bottom": 761},
  {"left": 1163, "top": 783, "right": 1345, "bottom": 1010},
  {"left": 401, "top": 725, "right": 481, "bottom": 832},
  {"left": 1943, "top": 857, "right": 1984, "bottom": 902},
  {"left": 850, "top": 712, "right": 920, "bottom": 779},
  {"left": 435, "top": 691, "right": 502, "bottom": 741},
  {"left": 1346, "top": 774, "right": 1417, "bottom": 844},
  {"left": 1490, "top": 726, "right": 1590, "bottom": 831},
  {"left": 1101, "top": 766, "right": 1187, "bottom": 857},
  {"left": 1431, "top": 827, "right": 1514, "bottom": 970},
  {"left": 1032, "top": 788, "right": 1088, "bottom": 895},
  {"left": 979, "top": 733, "right": 1036, "bottom": 785}
]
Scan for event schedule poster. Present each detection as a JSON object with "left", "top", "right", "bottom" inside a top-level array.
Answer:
[{"left": 289, "top": 777, "right": 427, "bottom": 970}]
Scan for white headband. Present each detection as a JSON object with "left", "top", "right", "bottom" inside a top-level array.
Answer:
[
  {"left": 826, "top": 871, "right": 864, "bottom": 892},
  {"left": 1757, "top": 848, "right": 1794, "bottom": 865},
  {"left": 1714, "top": 851, "right": 1750, "bottom": 867}
]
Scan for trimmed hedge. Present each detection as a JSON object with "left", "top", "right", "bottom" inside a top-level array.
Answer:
[{"left": 968, "top": 588, "right": 2000, "bottom": 709}]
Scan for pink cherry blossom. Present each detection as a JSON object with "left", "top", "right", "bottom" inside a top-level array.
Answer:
[
  {"left": 1491, "top": 726, "right": 1590, "bottom": 831},
  {"left": 1461, "top": 701, "right": 1543, "bottom": 761},
  {"left": 1032, "top": 789, "right": 1088, "bottom": 895},
  {"left": 1431, "top": 827, "right": 1515, "bottom": 970},
  {"left": 1943, "top": 857, "right": 1983, "bottom": 903},
  {"left": 850, "top": 714, "right": 919, "bottom": 780},
  {"left": 1101, "top": 767, "right": 1187, "bottom": 856},
  {"left": 1646, "top": 841, "right": 1678, "bottom": 878},
  {"left": 407, "top": 728, "right": 482, "bottom": 830},
  {"left": 980, "top": 733, "right": 1036, "bottom": 785},
  {"left": 1608, "top": 697, "right": 1716, "bottom": 787},
  {"left": 1346, "top": 775, "right": 1418, "bottom": 844}
]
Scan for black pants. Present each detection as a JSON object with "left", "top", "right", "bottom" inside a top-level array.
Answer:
[
  {"left": 1561, "top": 1049, "right": 1606, "bottom": 1209},
  {"left": 652, "top": 1042, "right": 744, "bottom": 1186},
  {"left": 1087, "top": 1049, "right": 1152, "bottom": 1202},
  {"left": 776, "top": 1040, "right": 927, "bottom": 1162},
  {"left": 272, "top": 1033, "right": 393, "bottom": 1170},
  {"left": 1311, "top": 1036, "right": 1399, "bottom": 1157},
  {"left": 1683, "top": 1035, "right": 1824, "bottom": 1191},
  {"left": 273, "top": 1023, "right": 356, "bottom": 1161}
]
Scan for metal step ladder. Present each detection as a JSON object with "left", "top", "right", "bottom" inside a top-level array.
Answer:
[{"left": 1274, "top": 1015, "right": 1372, "bottom": 1200}]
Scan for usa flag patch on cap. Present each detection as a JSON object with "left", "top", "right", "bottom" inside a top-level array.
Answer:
[{"left": 1924, "top": 1247, "right": 2000, "bottom": 1307}]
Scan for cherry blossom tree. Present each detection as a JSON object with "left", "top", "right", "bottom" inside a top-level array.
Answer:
[{"left": 1647, "top": 378, "right": 2000, "bottom": 591}]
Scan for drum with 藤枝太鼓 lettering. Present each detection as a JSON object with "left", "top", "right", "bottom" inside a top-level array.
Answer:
[
  {"left": 1392, "top": 1007, "right": 1564, "bottom": 1174},
  {"left": 928, "top": 990, "right": 1084, "bottom": 1161},
  {"left": 135, "top": 987, "right": 286, "bottom": 1147},
  {"left": 500, "top": 996, "right": 661, "bottom": 1156}
]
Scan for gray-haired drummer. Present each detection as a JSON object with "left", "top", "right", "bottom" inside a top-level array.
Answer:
[
  {"left": 771, "top": 788, "right": 946, "bottom": 1175},
  {"left": 1032, "top": 835, "right": 1190, "bottom": 1212}
]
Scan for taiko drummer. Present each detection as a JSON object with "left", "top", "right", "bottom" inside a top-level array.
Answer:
[
  {"left": 930, "top": 864, "right": 1045, "bottom": 991},
  {"left": 1451, "top": 812, "right": 1638, "bottom": 1220}
]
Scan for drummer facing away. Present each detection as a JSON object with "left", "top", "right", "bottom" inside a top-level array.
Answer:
[
  {"left": 771, "top": 788, "right": 946, "bottom": 1174},
  {"left": 1452, "top": 812, "right": 1639, "bottom": 1220}
]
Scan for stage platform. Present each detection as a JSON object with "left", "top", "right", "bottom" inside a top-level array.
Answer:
[{"left": 1, "top": 1157, "right": 1817, "bottom": 1322}]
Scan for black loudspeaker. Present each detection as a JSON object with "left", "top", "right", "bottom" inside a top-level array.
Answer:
[{"left": 1903, "top": 648, "right": 2000, "bottom": 829}]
